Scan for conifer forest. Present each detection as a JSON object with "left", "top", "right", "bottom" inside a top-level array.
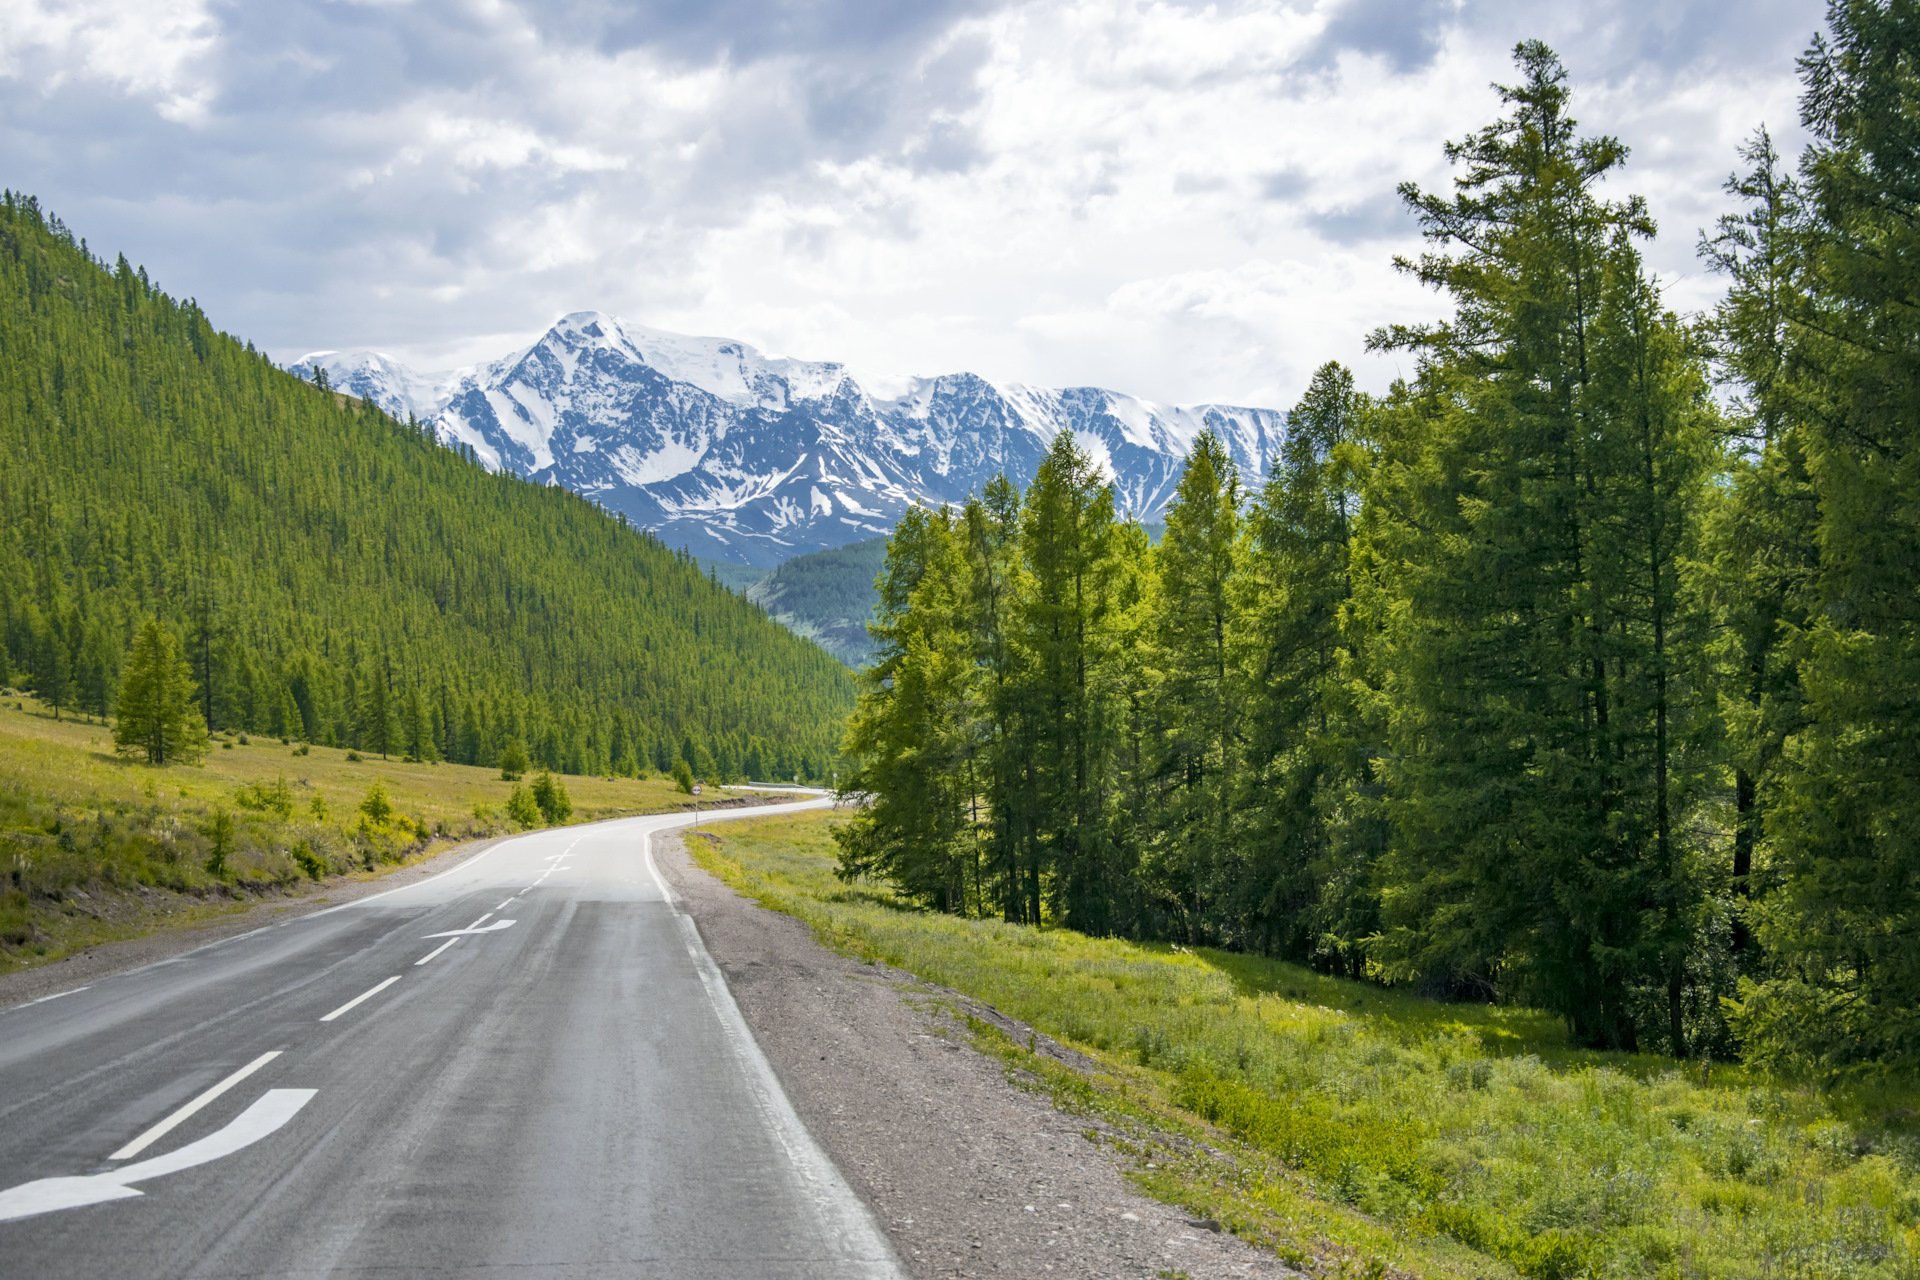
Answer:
[
  {"left": 838, "top": 23, "right": 1920, "bottom": 1072},
  {"left": 0, "top": 193, "right": 857, "bottom": 788}
]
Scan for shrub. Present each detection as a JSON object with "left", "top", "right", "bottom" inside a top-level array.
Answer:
[
  {"left": 358, "top": 781, "right": 394, "bottom": 826},
  {"left": 531, "top": 770, "right": 572, "bottom": 825},
  {"left": 505, "top": 784, "right": 540, "bottom": 829},
  {"left": 235, "top": 775, "right": 295, "bottom": 820},
  {"left": 344, "top": 750, "right": 363, "bottom": 762},
  {"left": 292, "top": 839, "right": 325, "bottom": 881},
  {"left": 672, "top": 755, "right": 694, "bottom": 794}
]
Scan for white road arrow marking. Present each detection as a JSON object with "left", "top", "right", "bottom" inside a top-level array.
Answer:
[
  {"left": 421, "top": 920, "right": 516, "bottom": 939},
  {"left": 110, "top": 1052, "right": 282, "bottom": 1158},
  {"left": 0, "top": 1089, "right": 316, "bottom": 1223}
]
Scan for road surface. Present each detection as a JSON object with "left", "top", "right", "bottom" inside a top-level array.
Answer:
[{"left": 0, "top": 800, "right": 902, "bottom": 1279}]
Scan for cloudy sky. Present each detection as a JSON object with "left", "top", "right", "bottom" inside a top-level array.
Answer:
[{"left": 2, "top": 0, "right": 1825, "bottom": 409}]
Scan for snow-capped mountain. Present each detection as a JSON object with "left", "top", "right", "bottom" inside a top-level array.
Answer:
[{"left": 293, "top": 313, "right": 1286, "bottom": 566}]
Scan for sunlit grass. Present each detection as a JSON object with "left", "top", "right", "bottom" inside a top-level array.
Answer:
[
  {"left": 697, "top": 810, "right": 1920, "bottom": 1280},
  {"left": 0, "top": 693, "right": 730, "bottom": 972}
]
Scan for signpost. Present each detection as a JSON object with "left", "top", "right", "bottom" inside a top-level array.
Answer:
[{"left": 691, "top": 781, "right": 702, "bottom": 831}]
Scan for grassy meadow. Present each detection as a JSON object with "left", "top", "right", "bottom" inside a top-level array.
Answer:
[
  {"left": 694, "top": 810, "right": 1920, "bottom": 1280},
  {"left": 0, "top": 692, "right": 733, "bottom": 973}
]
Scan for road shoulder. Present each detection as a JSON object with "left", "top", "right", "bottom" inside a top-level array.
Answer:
[
  {"left": 0, "top": 837, "right": 499, "bottom": 1009},
  {"left": 655, "top": 829, "right": 1288, "bottom": 1280}
]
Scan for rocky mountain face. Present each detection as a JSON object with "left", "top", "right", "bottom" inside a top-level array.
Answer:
[{"left": 296, "top": 312, "right": 1285, "bottom": 566}]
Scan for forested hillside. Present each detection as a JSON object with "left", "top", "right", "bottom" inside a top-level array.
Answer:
[
  {"left": 746, "top": 537, "right": 886, "bottom": 667},
  {"left": 0, "top": 195, "right": 855, "bottom": 782},
  {"left": 838, "top": 29, "right": 1920, "bottom": 1071}
]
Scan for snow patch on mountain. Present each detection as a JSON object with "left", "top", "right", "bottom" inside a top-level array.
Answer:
[{"left": 292, "top": 311, "right": 1287, "bottom": 566}]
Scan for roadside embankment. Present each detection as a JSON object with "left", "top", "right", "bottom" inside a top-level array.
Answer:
[{"left": 680, "top": 810, "right": 1920, "bottom": 1280}]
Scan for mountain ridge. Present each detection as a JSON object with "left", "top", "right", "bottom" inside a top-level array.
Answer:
[
  {"left": 0, "top": 195, "right": 853, "bottom": 779},
  {"left": 297, "top": 313, "right": 1287, "bottom": 565}
]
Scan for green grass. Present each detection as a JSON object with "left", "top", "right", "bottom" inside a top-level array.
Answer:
[
  {"left": 0, "top": 693, "right": 751, "bottom": 973},
  {"left": 693, "top": 810, "right": 1920, "bottom": 1280}
]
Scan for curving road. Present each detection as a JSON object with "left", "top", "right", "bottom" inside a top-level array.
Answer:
[{"left": 0, "top": 800, "right": 903, "bottom": 1279}]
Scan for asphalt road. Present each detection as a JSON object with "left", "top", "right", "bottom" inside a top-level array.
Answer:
[{"left": 0, "top": 801, "right": 903, "bottom": 1279}]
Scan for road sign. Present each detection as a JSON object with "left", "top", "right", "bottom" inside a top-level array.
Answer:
[{"left": 691, "top": 784, "right": 702, "bottom": 795}]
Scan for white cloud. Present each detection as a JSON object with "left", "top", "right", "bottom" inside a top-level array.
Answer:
[{"left": 0, "top": 0, "right": 1826, "bottom": 408}]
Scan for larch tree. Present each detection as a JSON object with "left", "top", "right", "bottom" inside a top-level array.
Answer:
[
  {"left": 1363, "top": 42, "right": 1718, "bottom": 1051},
  {"left": 1238, "top": 361, "right": 1383, "bottom": 969},
  {"left": 1741, "top": 1, "right": 1920, "bottom": 1070},
  {"left": 835, "top": 505, "right": 982, "bottom": 913},
  {"left": 113, "top": 618, "right": 209, "bottom": 765},
  {"left": 1142, "top": 426, "right": 1242, "bottom": 942},
  {"left": 1018, "top": 431, "right": 1127, "bottom": 934}
]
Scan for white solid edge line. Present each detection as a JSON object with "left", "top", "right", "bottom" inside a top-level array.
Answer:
[
  {"left": 318, "top": 975, "right": 402, "bottom": 1023},
  {"left": 0, "top": 1089, "right": 316, "bottom": 1224},
  {"left": 414, "top": 937, "right": 459, "bottom": 966},
  {"left": 109, "top": 1050, "right": 283, "bottom": 1160},
  {"left": 641, "top": 813, "right": 901, "bottom": 1278},
  {"left": 10, "top": 985, "right": 91, "bottom": 1010}
]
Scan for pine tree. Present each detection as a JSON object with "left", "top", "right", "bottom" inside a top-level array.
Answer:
[{"left": 112, "top": 618, "right": 209, "bottom": 765}]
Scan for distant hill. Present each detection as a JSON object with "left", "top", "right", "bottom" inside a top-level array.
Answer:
[
  {"left": 0, "top": 194, "right": 854, "bottom": 779},
  {"left": 745, "top": 539, "right": 887, "bottom": 668}
]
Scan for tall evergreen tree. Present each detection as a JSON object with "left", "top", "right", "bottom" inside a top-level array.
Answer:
[
  {"left": 1699, "top": 128, "right": 1818, "bottom": 964},
  {"left": 1363, "top": 43, "right": 1718, "bottom": 1050},
  {"left": 356, "top": 664, "right": 400, "bottom": 759},
  {"left": 1019, "top": 431, "right": 1127, "bottom": 933},
  {"left": 113, "top": 619, "right": 209, "bottom": 765},
  {"left": 1142, "top": 427, "right": 1241, "bottom": 942},
  {"left": 836, "top": 506, "right": 981, "bottom": 912},
  {"left": 31, "top": 607, "right": 71, "bottom": 720},
  {"left": 1738, "top": 2, "right": 1920, "bottom": 1069},
  {"left": 962, "top": 476, "right": 1035, "bottom": 923},
  {"left": 1238, "top": 362, "right": 1382, "bottom": 970}
]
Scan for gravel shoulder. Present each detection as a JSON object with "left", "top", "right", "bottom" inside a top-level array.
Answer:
[{"left": 656, "top": 828, "right": 1290, "bottom": 1280}]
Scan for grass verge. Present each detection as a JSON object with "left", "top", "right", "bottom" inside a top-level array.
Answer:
[
  {"left": 692, "top": 810, "right": 1920, "bottom": 1280},
  {"left": 0, "top": 694, "right": 752, "bottom": 973}
]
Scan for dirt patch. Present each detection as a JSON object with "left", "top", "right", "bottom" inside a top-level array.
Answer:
[
  {"left": 655, "top": 830, "right": 1292, "bottom": 1280},
  {"left": 0, "top": 837, "right": 501, "bottom": 1009}
]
